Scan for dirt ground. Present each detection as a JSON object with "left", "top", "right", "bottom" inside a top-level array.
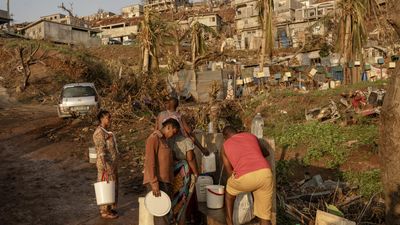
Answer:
[{"left": 0, "top": 87, "right": 145, "bottom": 225}]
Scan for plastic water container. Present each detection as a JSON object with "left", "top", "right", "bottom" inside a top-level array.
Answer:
[
  {"left": 94, "top": 180, "right": 115, "bottom": 205},
  {"left": 202, "top": 152, "right": 216, "bottom": 173},
  {"left": 206, "top": 185, "right": 225, "bottom": 209},
  {"left": 208, "top": 121, "right": 214, "bottom": 133},
  {"left": 138, "top": 197, "right": 154, "bottom": 225},
  {"left": 196, "top": 176, "right": 213, "bottom": 202},
  {"left": 251, "top": 113, "right": 264, "bottom": 139},
  {"left": 89, "top": 147, "right": 97, "bottom": 164}
]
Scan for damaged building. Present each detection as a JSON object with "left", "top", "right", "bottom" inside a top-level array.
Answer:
[
  {"left": 20, "top": 19, "right": 101, "bottom": 47},
  {"left": 234, "top": 0, "right": 262, "bottom": 50},
  {"left": 275, "top": 0, "right": 335, "bottom": 47},
  {"left": 121, "top": 4, "right": 144, "bottom": 18},
  {"left": 91, "top": 17, "right": 141, "bottom": 44},
  {"left": 143, "top": 0, "right": 190, "bottom": 12},
  {"left": 40, "top": 13, "right": 88, "bottom": 28}
]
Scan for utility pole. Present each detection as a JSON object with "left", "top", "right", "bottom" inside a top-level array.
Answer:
[{"left": 7, "top": 0, "right": 10, "bottom": 29}]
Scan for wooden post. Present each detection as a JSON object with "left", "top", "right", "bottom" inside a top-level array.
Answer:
[{"left": 233, "top": 66, "right": 237, "bottom": 100}]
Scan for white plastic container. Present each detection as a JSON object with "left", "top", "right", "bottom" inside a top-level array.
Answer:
[
  {"left": 138, "top": 197, "right": 154, "bottom": 225},
  {"left": 251, "top": 113, "right": 264, "bottom": 139},
  {"left": 89, "top": 147, "right": 97, "bottom": 164},
  {"left": 208, "top": 121, "right": 214, "bottom": 133},
  {"left": 206, "top": 185, "right": 225, "bottom": 209},
  {"left": 196, "top": 175, "right": 213, "bottom": 202},
  {"left": 94, "top": 180, "right": 115, "bottom": 205},
  {"left": 202, "top": 152, "right": 216, "bottom": 173}
]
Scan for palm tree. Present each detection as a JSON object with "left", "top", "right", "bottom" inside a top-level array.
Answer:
[
  {"left": 138, "top": 9, "right": 166, "bottom": 74},
  {"left": 259, "top": 0, "right": 274, "bottom": 72},
  {"left": 335, "top": 0, "right": 378, "bottom": 84},
  {"left": 189, "top": 21, "right": 218, "bottom": 68}
]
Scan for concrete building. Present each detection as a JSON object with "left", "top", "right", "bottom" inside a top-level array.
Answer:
[
  {"left": 297, "top": 0, "right": 317, "bottom": 7},
  {"left": 143, "top": 0, "right": 189, "bottom": 12},
  {"left": 234, "top": 0, "right": 262, "bottom": 50},
  {"left": 20, "top": 20, "right": 101, "bottom": 47},
  {"left": 189, "top": 13, "right": 222, "bottom": 31},
  {"left": 82, "top": 11, "right": 116, "bottom": 21},
  {"left": 191, "top": 0, "right": 209, "bottom": 10},
  {"left": 273, "top": 0, "right": 302, "bottom": 23},
  {"left": 122, "top": 4, "right": 143, "bottom": 18},
  {"left": 275, "top": 0, "right": 335, "bottom": 48},
  {"left": 294, "top": 1, "right": 334, "bottom": 22},
  {"left": 0, "top": 9, "right": 10, "bottom": 25},
  {"left": 40, "top": 13, "right": 88, "bottom": 27},
  {"left": 95, "top": 22, "right": 140, "bottom": 44}
]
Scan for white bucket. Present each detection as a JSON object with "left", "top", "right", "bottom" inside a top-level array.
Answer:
[
  {"left": 94, "top": 180, "right": 115, "bottom": 205},
  {"left": 196, "top": 175, "right": 213, "bottom": 202},
  {"left": 206, "top": 185, "right": 225, "bottom": 209},
  {"left": 202, "top": 152, "right": 216, "bottom": 173},
  {"left": 138, "top": 197, "right": 154, "bottom": 225},
  {"left": 89, "top": 147, "right": 97, "bottom": 164}
]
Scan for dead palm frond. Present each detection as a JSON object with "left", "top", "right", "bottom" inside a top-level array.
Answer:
[
  {"left": 190, "top": 21, "right": 219, "bottom": 66},
  {"left": 138, "top": 9, "right": 167, "bottom": 74}
]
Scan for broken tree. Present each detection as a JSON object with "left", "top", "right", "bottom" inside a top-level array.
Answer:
[{"left": 15, "top": 44, "right": 48, "bottom": 92}]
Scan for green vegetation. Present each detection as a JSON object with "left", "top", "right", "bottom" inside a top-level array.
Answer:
[
  {"left": 270, "top": 121, "right": 378, "bottom": 167},
  {"left": 342, "top": 169, "right": 383, "bottom": 198},
  {"left": 260, "top": 82, "right": 384, "bottom": 168}
]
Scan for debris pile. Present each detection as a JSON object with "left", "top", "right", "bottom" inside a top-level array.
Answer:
[
  {"left": 280, "top": 174, "right": 385, "bottom": 224},
  {"left": 305, "top": 87, "right": 386, "bottom": 124}
]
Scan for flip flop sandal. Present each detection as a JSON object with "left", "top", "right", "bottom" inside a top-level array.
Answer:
[{"left": 101, "top": 213, "right": 118, "bottom": 219}]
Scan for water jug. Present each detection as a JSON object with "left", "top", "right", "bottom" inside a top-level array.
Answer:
[
  {"left": 208, "top": 121, "right": 214, "bottom": 133},
  {"left": 251, "top": 113, "right": 264, "bottom": 139},
  {"left": 202, "top": 152, "right": 216, "bottom": 173},
  {"left": 196, "top": 176, "right": 213, "bottom": 202}
]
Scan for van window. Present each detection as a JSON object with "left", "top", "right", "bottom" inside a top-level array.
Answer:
[{"left": 63, "top": 86, "right": 96, "bottom": 98}]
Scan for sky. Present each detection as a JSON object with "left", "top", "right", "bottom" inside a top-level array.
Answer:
[{"left": 3, "top": 0, "right": 141, "bottom": 23}]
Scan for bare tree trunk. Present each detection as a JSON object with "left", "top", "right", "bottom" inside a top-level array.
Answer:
[
  {"left": 259, "top": 0, "right": 273, "bottom": 72},
  {"left": 259, "top": 0, "right": 268, "bottom": 72},
  {"left": 380, "top": 66, "right": 400, "bottom": 224},
  {"left": 381, "top": 1, "right": 400, "bottom": 223},
  {"left": 191, "top": 36, "right": 196, "bottom": 69},
  {"left": 142, "top": 47, "right": 150, "bottom": 73},
  {"left": 343, "top": 15, "right": 352, "bottom": 84}
]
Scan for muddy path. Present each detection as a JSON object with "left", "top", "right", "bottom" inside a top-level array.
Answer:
[{"left": 0, "top": 93, "right": 144, "bottom": 224}]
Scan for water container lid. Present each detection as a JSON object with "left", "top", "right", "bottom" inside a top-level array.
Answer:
[{"left": 144, "top": 191, "right": 171, "bottom": 217}]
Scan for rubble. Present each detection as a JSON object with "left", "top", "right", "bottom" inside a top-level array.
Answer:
[
  {"left": 280, "top": 173, "right": 384, "bottom": 224},
  {"left": 306, "top": 87, "right": 386, "bottom": 123},
  {"left": 305, "top": 100, "right": 340, "bottom": 122}
]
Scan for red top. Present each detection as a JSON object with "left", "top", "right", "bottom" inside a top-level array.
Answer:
[{"left": 223, "top": 133, "right": 270, "bottom": 178}]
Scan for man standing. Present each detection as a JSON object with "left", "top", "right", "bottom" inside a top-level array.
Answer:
[
  {"left": 221, "top": 126, "right": 273, "bottom": 225},
  {"left": 143, "top": 118, "right": 180, "bottom": 225}
]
